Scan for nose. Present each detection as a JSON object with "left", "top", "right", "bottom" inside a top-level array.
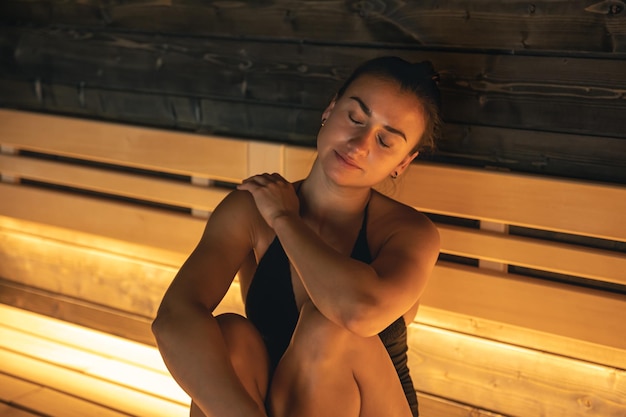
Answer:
[{"left": 346, "top": 131, "right": 371, "bottom": 156}]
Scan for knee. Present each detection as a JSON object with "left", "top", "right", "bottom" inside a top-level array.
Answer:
[
  {"left": 287, "top": 303, "right": 358, "bottom": 365},
  {"left": 215, "top": 313, "right": 268, "bottom": 369},
  {"left": 215, "top": 312, "right": 263, "bottom": 351}
]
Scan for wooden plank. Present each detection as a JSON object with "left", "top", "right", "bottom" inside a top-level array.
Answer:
[
  {"left": 2, "top": 77, "right": 625, "bottom": 185},
  {"left": 246, "top": 141, "right": 285, "bottom": 177},
  {"left": 399, "top": 162, "right": 626, "bottom": 242},
  {"left": 0, "top": 346, "right": 188, "bottom": 417},
  {"left": 0, "top": 307, "right": 505, "bottom": 417},
  {"left": 0, "top": 372, "right": 42, "bottom": 404},
  {"left": 0, "top": 153, "right": 230, "bottom": 212},
  {"left": 0, "top": 303, "right": 163, "bottom": 373},
  {"left": 0, "top": 227, "right": 179, "bottom": 318},
  {"left": 3, "top": 213, "right": 624, "bottom": 364},
  {"left": 0, "top": 404, "right": 43, "bottom": 417},
  {"left": 417, "top": 392, "right": 504, "bottom": 417},
  {"left": 1, "top": 0, "right": 624, "bottom": 53},
  {"left": 284, "top": 145, "right": 316, "bottom": 181},
  {"left": 3, "top": 27, "right": 626, "bottom": 140},
  {"left": 0, "top": 109, "right": 250, "bottom": 182},
  {"left": 5, "top": 386, "right": 132, "bottom": 417},
  {"left": 438, "top": 224, "right": 626, "bottom": 285},
  {"left": 0, "top": 215, "right": 188, "bottom": 268},
  {"left": 0, "top": 278, "right": 244, "bottom": 348},
  {"left": 0, "top": 183, "right": 206, "bottom": 254},
  {"left": 0, "top": 78, "right": 321, "bottom": 144},
  {"left": 0, "top": 325, "right": 188, "bottom": 406},
  {"left": 408, "top": 323, "right": 626, "bottom": 417},
  {"left": 416, "top": 305, "right": 626, "bottom": 373},
  {"left": 0, "top": 280, "right": 157, "bottom": 346},
  {"left": 422, "top": 262, "right": 626, "bottom": 351},
  {"left": 436, "top": 124, "right": 626, "bottom": 185}
]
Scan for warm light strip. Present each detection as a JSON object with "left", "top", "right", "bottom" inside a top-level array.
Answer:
[{"left": 0, "top": 304, "right": 190, "bottom": 414}]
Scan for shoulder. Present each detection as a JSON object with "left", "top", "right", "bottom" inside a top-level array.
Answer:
[
  {"left": 368, "top": 190, "right": 440, "bottom": 254},
  {"left": 199, "top": 189, "right": 272, "bottom": 249}
]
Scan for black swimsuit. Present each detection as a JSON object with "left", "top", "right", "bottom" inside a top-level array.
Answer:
[{"left": 245, "top": 205, "right": 420, "bottom": 417}]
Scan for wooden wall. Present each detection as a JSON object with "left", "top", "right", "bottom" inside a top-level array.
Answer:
[{"left": 1, "top": 0, "right": 625, "bottom": 184}]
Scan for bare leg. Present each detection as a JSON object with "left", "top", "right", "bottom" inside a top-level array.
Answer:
[
  {"left": 269, "top": 303, "right": 413, "bottom": 417},
  {"left": 190, "top": 313, "right": 270, "bottom": 417}
]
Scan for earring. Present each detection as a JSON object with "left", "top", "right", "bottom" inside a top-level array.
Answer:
[
  {"left": 321, "top": 118, "right": 326, "bottom": 127},
  {"left": 391, "top": 171, "right": 398, "bottom": 179}
]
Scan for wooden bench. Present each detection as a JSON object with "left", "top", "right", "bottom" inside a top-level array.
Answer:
[{"left": 1, "top": 108, "right": 625, "bottom": 417}]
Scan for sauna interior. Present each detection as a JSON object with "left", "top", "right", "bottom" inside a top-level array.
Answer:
[{"left": 0, "top": 1, "right": 625, "bottom": 416}]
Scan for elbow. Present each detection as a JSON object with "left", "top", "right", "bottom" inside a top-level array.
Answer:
[
  {"left": 151, "top": 301, "right": 188, "bottom": 345},
  {"left": 151, "top": 305, "right": 173, "bottom": 346},
  {"left": 341, "top": 299, "right": 383, "bottom": 338}
]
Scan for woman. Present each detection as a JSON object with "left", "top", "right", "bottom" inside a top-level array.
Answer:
[{"left": 152, "top": 56, "right": 442, "bottom": 417}]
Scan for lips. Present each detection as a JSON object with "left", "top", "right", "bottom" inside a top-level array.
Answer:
[{"left": 334, "top": 150, "right": 362, "bottom": 170}]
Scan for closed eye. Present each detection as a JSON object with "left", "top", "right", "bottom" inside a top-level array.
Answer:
[
  {"left": 349, "top": 113, "right": 364, "bottom": 125},
  {"left": 377, "top": 135, "right": 390, "bottom": 148}
]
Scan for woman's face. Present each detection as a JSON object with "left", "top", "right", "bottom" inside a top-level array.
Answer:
[{"left": 316, "top": 74, "right": 426, "bottom": 187}]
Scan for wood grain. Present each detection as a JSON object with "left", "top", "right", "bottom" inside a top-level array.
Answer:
[
  {"left": 1, "top": 0, "right": 625, "bottom": 53},
  {"left": 423, "top": 262, "right": 626, "bottom": 351},
  {"left": 0, "top": 153, "right": 231, "bottom": 212},
  {"left": 0, "top": 109, "right": 251, "bottom": 181},
  {"left": 399, "top": 162, "right": 626, "bottom": 242},
  {"left": 408, "top": 323, "right": 626, "bottom": 417}
]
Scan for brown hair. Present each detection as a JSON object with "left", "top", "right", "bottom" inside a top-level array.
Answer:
[{"left": 336, "top": 56, "right": 442, "bottom": 153}]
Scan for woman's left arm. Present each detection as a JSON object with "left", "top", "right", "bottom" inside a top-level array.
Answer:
[
  {"left": 238, "top": 174, "right": 440, "bottom": 337},
  {"left": 273, "top": 207, "right": 439, "bottom": 337}
]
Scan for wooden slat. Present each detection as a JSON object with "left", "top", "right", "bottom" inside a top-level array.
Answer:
[
  {"left": 0, "top": 304, "right": 164, "bottom": 374},
  {"left": 0, "top": 279, "right": 157, "bottom": 346},
  {"left": 416, "top": 305, "right": 626, "bottom": 372},
  {"left": 283, "top": 146, "right": 316, "bottom": 181},
  {"left": 0, "top": 305, "right": 504, "bottom": 417},
  {"left": 0, "top": 278, "right": 244, "bottom": 347},
  {"left": 0, "top": 226, "right": 179, "bottom": 318},
  {"left": 0, "top": 218, "right": 241, "bottom": 320},
  {"left": 408, "top": 323, "right": 626, "bottom": 417},
  {"left": 417, "top": 392, "right": 505, "bottom": 417},
  {"left": 0, "top": 349, "right": 189, "bottom": 417},
  {"left": 0, "top": 372, "right": 42, "bottom": 405},
  {"left": 2, "top": 218, "right": 624, "bottom": 368},
  {"left": 0, "top": 325, "right": 188, "bottom": 406},
  {"left": 0, "top": 153, "right": 230, "bottom": 212},
  {"left": 0, "top": 305, "right": 190, "bottom": 417},
  {"left": 0, "top": 109, "right": 249, "bottom": 182},
  {"left": 1, "top": 2, "right": 624, "bottom": 55},
  {"left": 422, "top": 262, "right": 626, "bottom": 351},
  {"left": 2, "top": 28, "right": 625, "bottom": 143},
  {"left": 0, "top": 215, "right": 188, "bottom": 268},
  {"left": 0, "top": 183, "right": 206, "bottom": 254},
  {"left": 1, "top": 385, "right": 132, "bottom": 417},
  {"left": 438, "top": 224, "right": 626, "bottom": 285},
  {"left": 399, "top": 163, "right": 626, "bottom": 242},
  {"left": 0, "top": 370, "right": 132, "bottom": 417},
  {"left": 0, "top": 403, "right": 43, "bottom": 417},
  {"left": 280, "top": 146, "right": 626, "bottom": 243}
]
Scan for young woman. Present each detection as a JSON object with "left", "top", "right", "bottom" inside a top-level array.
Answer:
[{"left": 152, "top": 56, "right": 442, "bottom": 417}]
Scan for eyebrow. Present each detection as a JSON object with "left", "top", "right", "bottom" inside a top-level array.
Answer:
[{"left": 349, "top": 96, "right": 407, "bottom": 142}]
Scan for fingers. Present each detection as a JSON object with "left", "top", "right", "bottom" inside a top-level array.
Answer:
[{"left": 237, "top": 173, "right": 288, "bottom": 189}]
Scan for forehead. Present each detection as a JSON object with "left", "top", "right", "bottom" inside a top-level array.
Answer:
[{"left": 340, "top": 74, "right": 426, "bottom": 144}]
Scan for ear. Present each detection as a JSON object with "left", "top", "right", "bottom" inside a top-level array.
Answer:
[
  {"left": 321, "top": 95, "right": 338, "bottom": 123},
  {"left": 394, "top": 151, "right": 419, "bottom": 176}
]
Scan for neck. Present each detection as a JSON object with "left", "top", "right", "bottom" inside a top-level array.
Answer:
[{"left": 298, "top": 161, "right": 372, "bottom": 223}]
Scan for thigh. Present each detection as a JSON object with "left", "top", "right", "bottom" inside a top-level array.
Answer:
[{"left": 269, "top": 303, "right": 412, "bottom": 417}]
